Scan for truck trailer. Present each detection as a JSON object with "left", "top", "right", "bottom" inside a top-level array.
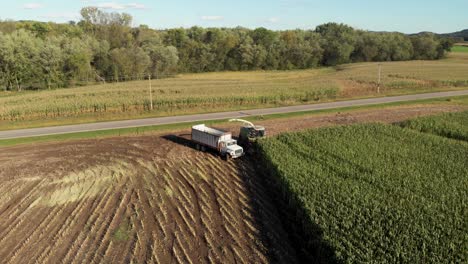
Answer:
[{"left": 191, "top": 124, "right": 244, "bottom": 159}]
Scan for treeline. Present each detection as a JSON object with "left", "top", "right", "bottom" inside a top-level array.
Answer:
[{"left": 0, "top": 7, "right": 453, "bottom": 91}]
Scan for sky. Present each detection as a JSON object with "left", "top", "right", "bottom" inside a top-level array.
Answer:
[{"left": 0, "top": 0, "right": 467, "bottom": 33}]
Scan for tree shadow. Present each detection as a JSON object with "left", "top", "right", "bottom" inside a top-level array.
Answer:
[
  {"left": 232, "top": 157, "right": 301, "bottom": 263},
  {"left": 163, "top": 132, "right": 339, "bottom": 263},
  {"left": 163, "top": 132, "right": 298, "bottom": 262},
  {"left": 250, "top": 149, "right": 342, "bottom": 264}
]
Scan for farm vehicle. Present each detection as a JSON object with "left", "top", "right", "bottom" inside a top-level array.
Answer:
[
  {"left": 229, "top": 119, "right": 266, "bottom": 153},
  {"left": 191, "top": 120, "right": 265, "bottom": 159},
  {"left": 191, "top": 124, "right": 244, "bottom": 159}
]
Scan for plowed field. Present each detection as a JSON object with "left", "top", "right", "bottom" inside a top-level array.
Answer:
[{"left": 0, "top": 137, "right": 296, "bottom": 263}]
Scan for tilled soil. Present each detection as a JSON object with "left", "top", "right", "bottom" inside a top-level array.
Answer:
[
  {"left": 0, "top": 136, "right": 297, "bottom": 264},
  {"left": 0, "top": 104, "right": 465, "bottom": 264}
]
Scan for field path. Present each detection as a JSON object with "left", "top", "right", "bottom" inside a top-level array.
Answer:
[{"left": 1, "top": 90, "right": 467, "bottom": 140}]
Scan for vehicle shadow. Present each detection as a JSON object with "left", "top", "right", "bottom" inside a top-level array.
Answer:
[{"left": 161, "top": 134, "right": 220, "bottom": 158}]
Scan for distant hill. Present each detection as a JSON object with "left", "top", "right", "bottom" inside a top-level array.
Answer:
[
  {"left": 440, "top": 29, "right": 468, "bottom": 41},
  {"left": 410, "top": 29, "right": 468, "bottom": 42}
]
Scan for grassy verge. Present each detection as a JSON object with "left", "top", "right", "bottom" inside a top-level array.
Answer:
[{"left": 1, "top": 95, "right": 467, "bottom": 148}]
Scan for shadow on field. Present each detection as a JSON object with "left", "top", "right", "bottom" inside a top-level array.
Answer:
[
  {"left": 251, "top": 151, "right": 341, "bottom": 264},
  {"left": 164, "top": 133, "right": 338, "bottom": 262},
  {"left": 161, "top": 134, "right": 193, "bottom": 147},
  {"left": 162, "top": 133, "right": 242, "bottom": 159},
  {"left": 233, "top": 157, "right": 301, "bottom": 263},
  {"left": 162, "top": 134, "right": 219, "bottom": 158},
  {"left": 164, "top": 133, "right": 303, "bottom": 263}
]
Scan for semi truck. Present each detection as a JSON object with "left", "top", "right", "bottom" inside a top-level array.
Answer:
[{"left": 191, "top": 124, "right": 244, "bottom": 159}]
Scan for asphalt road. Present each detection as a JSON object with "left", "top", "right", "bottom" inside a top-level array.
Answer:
[{"left": 1, "top": 90, "right": 467, "bottom": 140}]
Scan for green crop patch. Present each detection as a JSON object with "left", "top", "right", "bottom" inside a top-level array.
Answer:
[
  {"left": 258, "top": 123, "right": 467, "bottom": 263},
  {"left": 399, "top": 110, "right": 468, "bottom": 141},
  {"left": 451, "top": 45, "right": 468, "bottom": 53}
]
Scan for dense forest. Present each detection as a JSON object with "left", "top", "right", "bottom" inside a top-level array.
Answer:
[{"left": 0, "top": 7, "right": 454, "bottom": 91}]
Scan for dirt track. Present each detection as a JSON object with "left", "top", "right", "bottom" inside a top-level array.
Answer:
[{"left": 0, "top": 104, "right": 465, "bottom": 264}]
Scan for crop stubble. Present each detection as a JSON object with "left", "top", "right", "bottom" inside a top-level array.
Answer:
[{"left": 0, "top": 136, "right": 296, "bottom": 264}]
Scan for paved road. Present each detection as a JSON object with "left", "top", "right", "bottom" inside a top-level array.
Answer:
[{"left": 1, "top": 90, "right": 467, "bottom": 140}]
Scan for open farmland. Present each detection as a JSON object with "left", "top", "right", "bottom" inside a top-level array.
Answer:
[
  {"left": 0, "top": 105, "right": 467, "bottom": 263},
  {"left": 257, "top": 123, "right": 468, "bottom": 263},
  {"left": 0, "top": 136, "right": 297, "bottom": 264},
  {"left": 1, "top": 52, "right": 468, "bottom": 130},
  {"left": 400, "top": 110, "right": 468, "bottom": 141}
]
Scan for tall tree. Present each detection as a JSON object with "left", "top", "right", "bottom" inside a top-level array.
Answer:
[
  {"left": 316, "top": 23, "right": 357, "bottom": 66},
  {"left": 411, "top": 33, "right": 440, "bottom": 60},
  {"left": 62, "top": 37, "right": 94, "bottom": 85},
  {"left": 110, "top": 47, "right": 150, "bottom": 80},
  {"left": 38, "top": 37, "right": 64, "bottom": 89},
  {"left": 0, "top": 30, "right": 40, "bottom": 91},
  {"left": 143, "top": 44, "right": 179, "bottom": 77}
]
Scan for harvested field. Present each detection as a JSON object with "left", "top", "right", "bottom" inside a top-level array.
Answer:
[{"left": 0, "top": 136, "right": 297, "bottom": 264}]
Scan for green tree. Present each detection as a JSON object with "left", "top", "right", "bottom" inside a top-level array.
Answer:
[
  {"left": 388, "top": 33, "right": 413, "bottom": 61},
  {"left": 38, "top": 37, "right": 64, "bottom": 89},
  {"left": 31, "top": 22, "right": 50, "bottom": 38},
  {"left": 0, "top": 30, "right": 40, "bottom": 91},
  {"left": 63, "top": 37, "right": 94, "bottom": 85},
  {"left": 143, "top": 44, "right": 179, "bottom": 77},
  {"left": 316, "top": 23, "right": 357, "bottom": 66},
  {"left": 251, "top": 27, "right": 278, "bottom": 48},
  {"left": 352, "top": 31, "right": 380, "bottom": 62},
  {"left": 110, "top": 47, "right": 150, "bottom": 80},
  {"left": 411, "top": 33, "right": 439, "bottom": 60}
]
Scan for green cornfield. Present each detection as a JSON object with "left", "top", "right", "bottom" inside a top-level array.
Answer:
[
  {"left": 399, "top": 110, "right": 468, "bottom": 141},
  {"left": 257, "top": 123, "right": 467, "bottom": 263}
]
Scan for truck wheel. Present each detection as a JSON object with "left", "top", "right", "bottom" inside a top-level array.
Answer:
[
  {"left": 224, "top": 154, "right": 231, "bottom": 161},
  {"left": 196, "top": 144, "right": 200, "bottom": 150},
  {"left": 201, "top": 146, "right": 206, "bottom": 152}
]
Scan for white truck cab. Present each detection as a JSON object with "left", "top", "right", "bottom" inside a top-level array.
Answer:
[{"left": 220, "top": 140, "right": 244, "bottom": 159}]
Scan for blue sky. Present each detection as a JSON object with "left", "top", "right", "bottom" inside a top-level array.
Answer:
[{"left": 1, "top": 0, "right": 467, "bottom": 33}]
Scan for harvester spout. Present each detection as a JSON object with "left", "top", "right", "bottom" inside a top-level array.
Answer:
[{"left": 229, "top": 119, "right": 255, "bottom": 127}]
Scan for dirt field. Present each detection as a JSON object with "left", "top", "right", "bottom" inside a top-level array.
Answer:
[
  {"left": 0, "top": 104, "right": 466, "bottom": 264},
  {"left": 0, "top": 136, "right": 299, "bottom": 264}
]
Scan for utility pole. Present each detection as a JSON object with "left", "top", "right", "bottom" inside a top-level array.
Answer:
[
  {"left": 149, "top": 73, "right": 153, "bottom": 111},
  {"left": 377, "top": 63, "right": 382, "bottom": 93}
]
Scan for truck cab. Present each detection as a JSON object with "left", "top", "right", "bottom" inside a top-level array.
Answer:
[{"left": 220, "top": 140, "right": 244, "bottom": 159}]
